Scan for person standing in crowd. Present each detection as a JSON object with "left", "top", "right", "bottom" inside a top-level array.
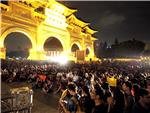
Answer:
[
  {"left": 122, "top": 81, "right": 135, "bottom": 113},
  {"left": 102, "top": 82, "right": 113, "bottom": 113},
  {"left": 59, "top": 83, "right": 80, "bottom": 113},
  {"left": 132, "top": 88, "right": 150, "bottom": 113},
  {"left": 132, "top": 84, "right": 140, "bottom": 103},
  {"left": 90, "top": 84, "right": 107, "bottom": 113},
  {"left": 111, "top": 86, "right": 125, "bottom": 113},
  {"left": 79, "top": 85, "right": 94, "bottom": 113}
]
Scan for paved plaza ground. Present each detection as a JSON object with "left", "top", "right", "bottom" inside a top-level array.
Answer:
[{"left": 1, "top": 82, "right": 59, "bottom": 113}]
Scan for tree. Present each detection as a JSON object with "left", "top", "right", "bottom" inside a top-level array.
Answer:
[
  {"left": 114, "top": 38, "right": 119, "bottom": 45},
  {"left": 103, "top": 41, "right": 108, "bottom": 50}
]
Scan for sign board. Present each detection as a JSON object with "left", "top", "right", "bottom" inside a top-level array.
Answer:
[
  {"left": 76, "top": 50, "right": 85, "bottom": 61},
  {"left": 107, "top": 77, "right": 117, "bottom": 87}
]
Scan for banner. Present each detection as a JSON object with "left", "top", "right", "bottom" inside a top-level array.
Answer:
[
  {"left": 107, "top": 76, "right": 117, "bottom": 87},
  {"left": 76, "top": 50, "right": 85, "bottom": 61}
]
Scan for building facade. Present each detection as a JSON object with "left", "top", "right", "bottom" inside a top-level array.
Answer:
[{"left": 0, "top": 0, "right": 97, "bottom": 62}]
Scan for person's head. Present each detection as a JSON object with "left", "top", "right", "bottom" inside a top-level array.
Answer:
[
  {"left": 68, "top": 77, "right": 73, "bottom": 83},
  {"left": 122, "top": 81, "right": 132, "bottom": 92},
  {"left": 61, "top": 82, "right": 67, "bottom": 92},
  {"left": 133, "top": 84, "right": 140, "bottom": 92},
  {"left": 90, "top": 84, "right": 104, "bottom": 101},
  {"left": 102, "top": 82, "right": 110, "bottom": 91},
  {"left": 82, "top": 85, "right": 90, "bottom": 96},
  {"left": 139, "top": 88, "right": 150, "bottom": 106},
  {"left": 67, "top": 83, "right": 76, "bottom": 95}
]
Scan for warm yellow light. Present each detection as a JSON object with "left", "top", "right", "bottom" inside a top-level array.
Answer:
[
  {"left": 46, "top": 56, "right": 68, "bottom": 64},
  {"left": 114, "top": 58, "right": 142, "bottom": 62}
]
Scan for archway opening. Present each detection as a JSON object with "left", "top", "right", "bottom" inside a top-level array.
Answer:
[
  {"left": 4, "top": 32, "right": 32, "bottom": 59},
  {"left": 71, "top": 44, "right": 79, "bottom": 52},
  {"left": 44, "top": 37, "right": 63, "bottom": 51},
  {"left": 86, "top": 48, "right": 90, "bottom": 56}
]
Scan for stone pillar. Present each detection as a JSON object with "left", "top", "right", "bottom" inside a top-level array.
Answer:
[
  {"left": 36, "top": 50, "right": 46, "bottom": 60},
  {"left": 28, "top": 49, "right": 37, "bottom": 60},
  {"left": 0, "top": 47, "right": 6, "bottom": 59},
  {"left": 28, "top": 49, "right": 46, "bottom": 60}
]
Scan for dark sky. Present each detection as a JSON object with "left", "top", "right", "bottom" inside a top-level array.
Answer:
[{"left": 61, "top": 1, "right": 150, "bottom": 44}]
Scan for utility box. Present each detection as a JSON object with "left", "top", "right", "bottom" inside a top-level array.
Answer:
[
  {"left": 10, "top": 87, "right": 33, "bottom": 113},
  {"left": 1, "top": 87, "right": 33, "bottom": 113}
]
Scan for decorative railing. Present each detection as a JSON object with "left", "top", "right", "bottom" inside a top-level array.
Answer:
[{"left": 46, "top": 51, "right": 62, "bottom": 57}]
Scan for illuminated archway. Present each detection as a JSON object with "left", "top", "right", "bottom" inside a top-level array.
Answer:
[
  {"left": 44, "top": 37, "right": 63, "bottom": 51},
  {"left": 71, "top": 43, "right": 80, "bottom": 52},
  {"left": 86, "top": 48, "right": 90, "bottom": 56},
  {"left": 4, "top": 32, "right": 32, "bottom": 58},
  {"left": 0, "top": 27, "right": 36, "bottom": 59},
  {"left": 86, "top": 46, "right": 92, "bottom": 56},
  {"left": 0, "top": 27, "right": 36, "bottom": 48},
  {"left": 71, "top": 42, "right": 82, "bottom": 52},
  {"left": 0, "top": 1, "right": 97, "bottom": 61}
]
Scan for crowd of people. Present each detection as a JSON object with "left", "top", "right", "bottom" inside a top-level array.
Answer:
[{"left": 1, "top": 59, "right": 150, "bottom": 113}]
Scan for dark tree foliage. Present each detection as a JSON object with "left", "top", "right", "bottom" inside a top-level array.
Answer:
[
  {"left": 114, "top": 38, "right": 119, "bottom": 45},
  {"left": 95, "top": 39, "right": 145, "bottom": 58}
]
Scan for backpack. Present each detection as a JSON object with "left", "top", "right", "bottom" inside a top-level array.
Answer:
[{"left": 71, "top": 96, "right": 85, "bottom": 113}]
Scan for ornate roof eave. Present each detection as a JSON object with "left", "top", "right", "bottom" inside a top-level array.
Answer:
[
  {"left": 78, "top": 20, "right": 90, "bottom": 28},
  {"left": 64, "top": 9, "right": 77, "bottom": 17},
  {"left": 53, "top": 1, "right": 77, "bottom": 16},
  {"left": 84, "top": 26, "right": 98, "bottom": 35},
  {"left": 0, "top": 3, "right": 9, "bottom": 12},
  {"left": 67, "top": 14, "right": 89, "bottom": 28},
  {"left": 91, "top": 37, "right": 98, "bottom": 41},
  {"left": 19, "top": 0, "right": 47, "bottom": 8}
]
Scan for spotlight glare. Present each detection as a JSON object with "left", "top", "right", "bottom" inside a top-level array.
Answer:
[{"left": 46, "top": 56, "right": 68, "bottom": 64}]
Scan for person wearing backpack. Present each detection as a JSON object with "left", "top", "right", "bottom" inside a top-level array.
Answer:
[{"left": 59, "top": 83, "right": 82, "bottom": 113}]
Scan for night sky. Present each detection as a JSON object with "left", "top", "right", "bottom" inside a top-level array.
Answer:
[
  {"left": 61, "top": 1, "right": 150, "bottom": 45},
  {"left": 5, "top": 1, "right": 150, "bottom": 52}
]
